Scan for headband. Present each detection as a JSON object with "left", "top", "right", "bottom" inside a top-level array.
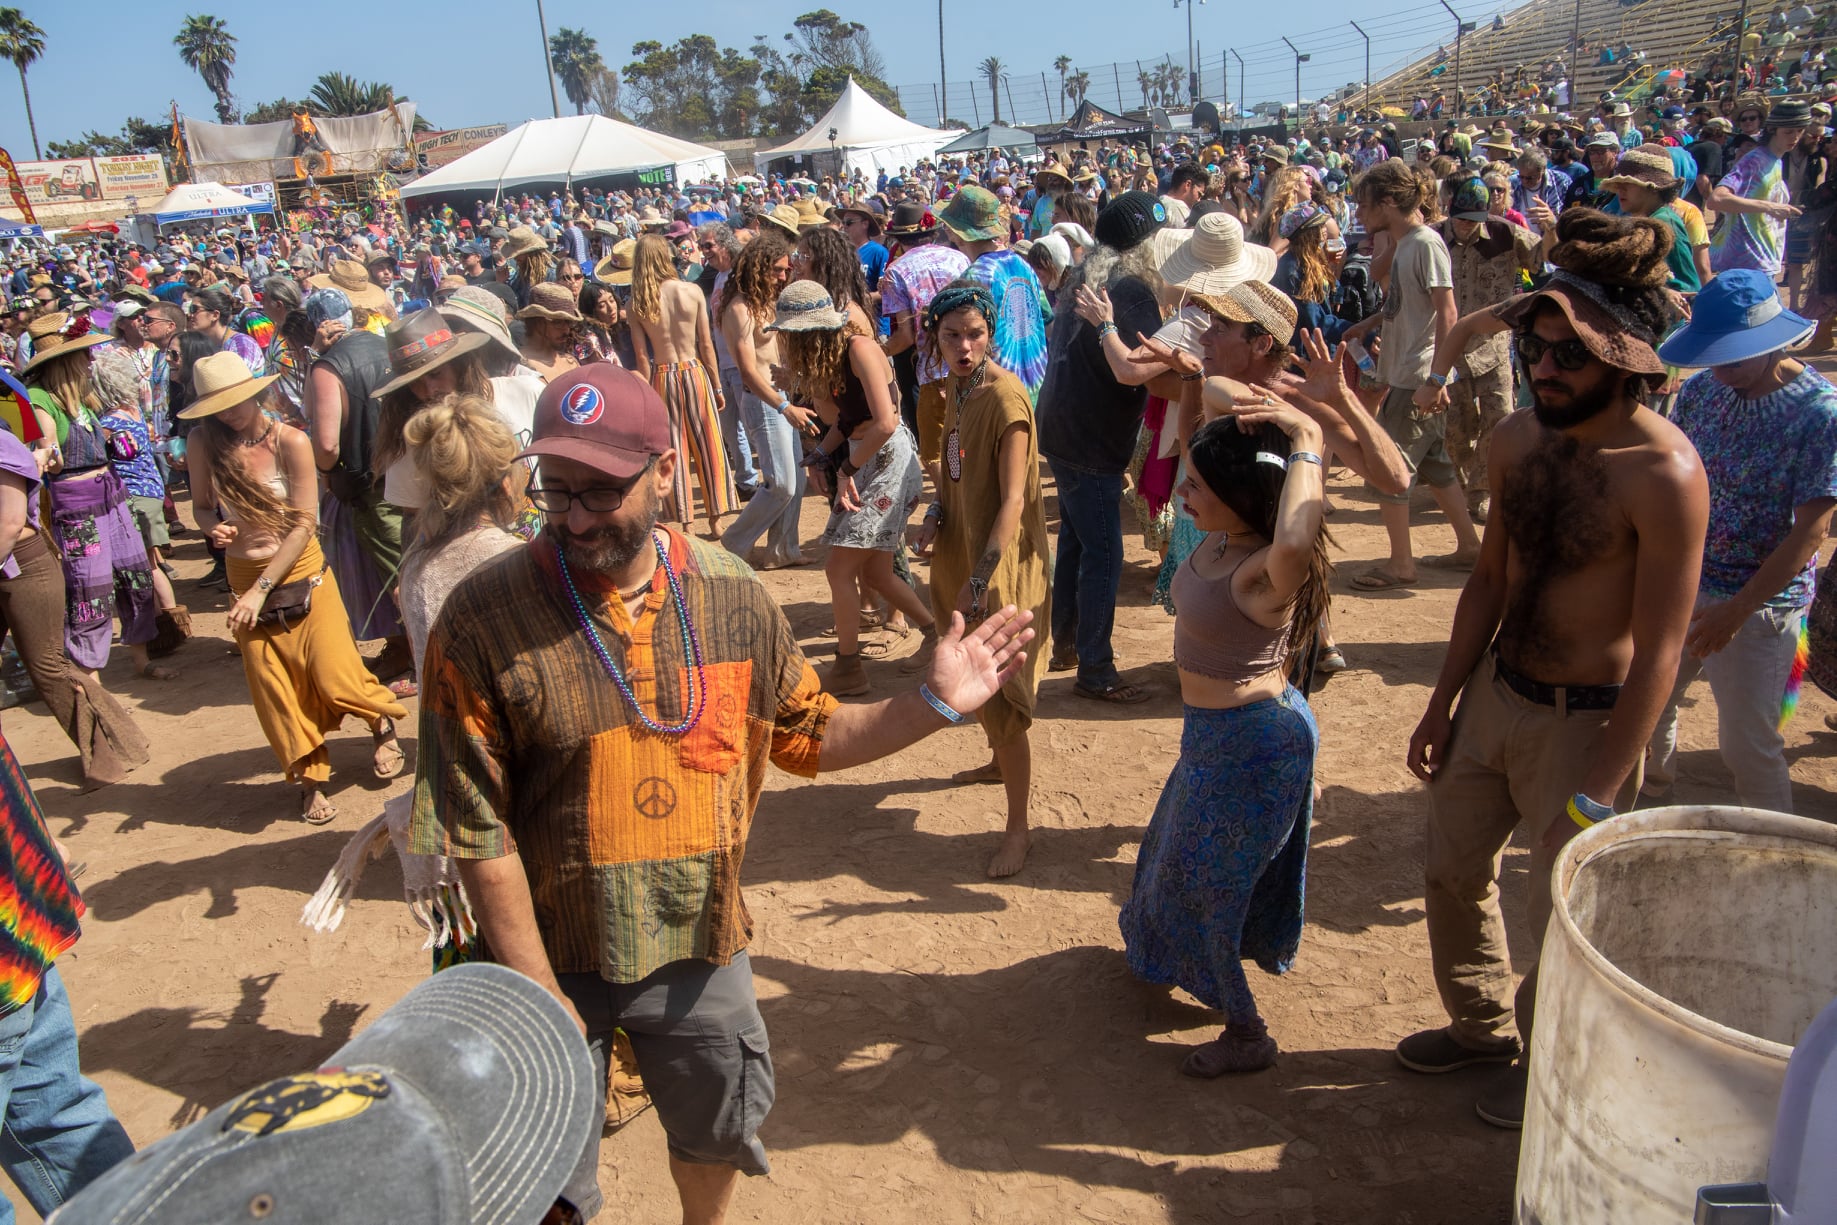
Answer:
[{"left": 923, "top": 281, "right": 996, "bottom": 332}]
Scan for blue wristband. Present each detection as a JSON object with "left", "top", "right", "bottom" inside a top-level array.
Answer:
[{"left": 918, "top": 683, "right": 966, "bottom": 724}]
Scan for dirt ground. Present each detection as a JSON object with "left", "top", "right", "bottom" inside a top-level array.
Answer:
[{"left": 8, "top": 456, "right": 1837, "bottom": 1224}]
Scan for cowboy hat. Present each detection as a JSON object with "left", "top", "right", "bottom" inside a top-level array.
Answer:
[
  {"left": 371, "top": 308, "right": 491, "bottom": 398},
  {"left": 1033, "top": 160, "right": 1073, "bottom": 189},
  {"left": 177, "top": 351, "right": 280, "bottom": 420},
  {"left": 440, "top": 286, "right": 519, "bottom": 361},
  {"left": 500, "top": 226, "right": 548, "bottom": 260},
  {"left": 308, "top": 259, "right": 392, "bottom": 313},
  {"left": 593, "top": 239, "right": 636, "bottom": 286},
  {"left": 635, "top": 207, "right": 668, "bottom": 229},
  {"left": 1152, "top": 213, "right": 1279, "bottom": 296},
  {"left": 761, "top": 204, "right": 802, "bottom": 240},
  {"left": 885, "top": 202, "right": 936, "bottom": 238}
]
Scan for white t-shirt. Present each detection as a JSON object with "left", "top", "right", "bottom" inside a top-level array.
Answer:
[{"left": 382, "top": 370, "right": 543, "bottom": 510}]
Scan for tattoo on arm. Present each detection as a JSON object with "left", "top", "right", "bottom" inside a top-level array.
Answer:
[{"left": 972, "top": 547, "right": 1001, "bottom": 583}]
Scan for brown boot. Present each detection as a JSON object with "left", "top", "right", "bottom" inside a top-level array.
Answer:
[
  {"left": 823, "top": 651, "right": 871, "bottom": 697},
  {"left": 1807, "top": 316, "right": 1836, "bottom": 355},
  {"left": 146, "top": 605, "right": 192, "bottom": 659}
]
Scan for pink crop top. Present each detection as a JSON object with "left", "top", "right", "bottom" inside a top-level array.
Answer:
[{"left": 1171, "top": 535, "right": 1292, "bottom": 684}]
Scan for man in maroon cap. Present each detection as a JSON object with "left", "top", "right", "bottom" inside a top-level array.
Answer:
[{"left": 410, "top": 364, "right": 1034, "bottom": 1225}]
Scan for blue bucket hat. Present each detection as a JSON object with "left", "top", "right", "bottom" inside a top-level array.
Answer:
[{"left": 1656, "top": 269, "right": 1815, "bottom": 367}]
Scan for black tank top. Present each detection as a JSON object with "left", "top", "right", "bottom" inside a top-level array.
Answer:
[{"left": 311, "top": 330, "right": 389, "bottom": 499}]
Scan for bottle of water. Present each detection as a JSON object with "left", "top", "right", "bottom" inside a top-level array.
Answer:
[{"left": 1346, "top": 339, "right": 1377, "bottom": 375}]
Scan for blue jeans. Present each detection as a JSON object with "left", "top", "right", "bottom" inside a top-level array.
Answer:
[
  {"left": 721, "top": 394, "right": 806, "bottom": 566},
  {"left": 1048, "top": 459, "right": 1125, "bottom": 691},
  {"left": 0, "top": 966, "right": 133, "bottom": 1221},
  {"left": 718, "top": 367, "right": 759, "bottom": 493}
]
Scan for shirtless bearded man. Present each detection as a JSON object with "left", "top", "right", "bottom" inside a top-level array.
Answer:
[
  {"left": 628, "top": 232, "right": 737, "bottom": 537},
  {"left": 1397, "top": 210, "right": 1709, "bottom": 1129}
]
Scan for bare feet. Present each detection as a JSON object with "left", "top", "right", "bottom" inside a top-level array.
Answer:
[
  {"left": 986, "top": 830, "right": 1030, "bottom": 878},
  {"left": 952, "top": 760, "right": 1003, "bottom": 785},
  {"left": 139, "top": 663, "right": 180, "bottom": 681}
]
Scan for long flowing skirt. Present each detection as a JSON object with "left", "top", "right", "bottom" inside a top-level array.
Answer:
[
  {"left": 320, "top": 492, "right": 402, "bottom": 642},
  {"left": 1119, "top": 689, "right": 1317, "bottom": 1023},
  {"left": 651, "top": 359, "right": 736, "bottom": 525},
  {"left": 47, "top": 470, "right": 157, "bottom": 669}
]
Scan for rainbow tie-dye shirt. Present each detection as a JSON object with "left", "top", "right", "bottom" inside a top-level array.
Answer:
[{"left": 0, "top": 728, "right": 82, "bottom": 1015}]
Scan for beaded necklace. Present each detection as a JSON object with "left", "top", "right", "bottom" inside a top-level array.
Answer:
[
  {"left": 943, "top": 357, "right": 988, "bottom": 483},
  {"left": 555, "top": 531, "right": 706, "bottom": 735}
]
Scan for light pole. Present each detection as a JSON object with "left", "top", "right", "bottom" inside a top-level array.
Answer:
[
  {"left": 1282, "top": 37, "right": 1310, "bottom": 135},
  {"left": 938, "top": 0, "right": 949, "bottom": 126},
  {"left": 1173, "top": 0, "right": 1206, "bottom": 104},
  {"left": 1438, "top": 0, "right": 1476, "bottom": 114},
  {"left": 1230, "top": 48, "right": 1244, "bottom": 125},
  {"left": 1350, "top": 20, "right": 1371, "bottom": 118},
  {"left": 534, "top": 0, "right": 560, "bottom": 119}
]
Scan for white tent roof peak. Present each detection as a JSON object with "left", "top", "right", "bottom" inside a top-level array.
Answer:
[
  {"left": 754, "top": 78, "right": 953, "bottom": 174},
  {"left": 399, "top": 114, "right": 729, "bottom": 198}
]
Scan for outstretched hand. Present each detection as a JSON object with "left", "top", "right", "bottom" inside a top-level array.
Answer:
[
  {"left": 924, "top": 606, "right": 1036, "bottom": 716},
  {"left": 1135, "top": 334, "right": 1202, "bottom": 378}
]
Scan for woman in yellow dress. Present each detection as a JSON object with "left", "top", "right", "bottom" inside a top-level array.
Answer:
[{"left": 908, "top": 280, "right": 1051, "bottom": 878}]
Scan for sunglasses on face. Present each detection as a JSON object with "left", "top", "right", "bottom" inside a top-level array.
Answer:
[{"left": 1516, "top": 333, "right": 1594, "bottom": 372}]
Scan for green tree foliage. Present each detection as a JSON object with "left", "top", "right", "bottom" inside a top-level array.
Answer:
[
  {"left": 174, "top": 14, "right": 237, "bottom": 124},
  {"left": 979, "top": 57, "right": 1006, "bottom": 125},
  {"left": 45, "top": 116, "right": 177, "bottom": 161},
  {"left": 0, "top": 8, "right": 45, "bottom": 158},
  {"left": 242, "top": 97, "right": 314, "bottom": 125},
  {"left": 549, "top": 27, "right": 604, "bottom": 115}
]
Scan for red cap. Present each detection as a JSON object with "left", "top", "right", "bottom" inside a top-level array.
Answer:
[{"left": 518, "top": 365, "right": 672, "bottom": 480}]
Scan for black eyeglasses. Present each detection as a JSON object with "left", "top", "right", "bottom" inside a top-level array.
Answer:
[
  {"left": 529, "top": 482, "right": 641, "bottom": 513},
  {"left": 1516, "top": 333, "right": 1594, "bottom": 372}
]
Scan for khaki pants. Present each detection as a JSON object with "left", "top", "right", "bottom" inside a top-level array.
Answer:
[
  {"left": 1425, "top": 656, "right": 1640, "bottom": 1049},
  {"left": 1443, "top": 362, "right": 1514, "bottom": 496}
]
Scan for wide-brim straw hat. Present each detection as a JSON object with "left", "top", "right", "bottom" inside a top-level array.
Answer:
[
  {"left": 177, "top": 350, "right": 280, "bottom": 420},
  {"left": 308, "top": 259, "right": 391, "bottom": 312},
  {"left": 440, "top": 287, "right": 519, "bottom": 361},
  {"left": 1153, "top": 213, "right": 1278, "bottom": 297},
  {"left": 764, "top": 279, "right": 848, "bottom": 333},
  {"left": 517, "top": 282, "right": 583, "bottom": 323},
  {"left": 372, "top": 308, "right": 492, "bottom": 398},
  {"left": 793, "top": 198, "right": 829, "bottom": 230},
  {"left": 17, "top": 329, "right": 111, "bottom": 377},
  {"left": 593, "top": 239, "right": 636, "bottom": 286},
  {"left": 501, "top": 226, "right": 548, "bottom": 260},
  {"left": 1189, "top": 280, "right": 1300, "bottom": 342},
  {"left": 1599, "top": 147, "right": 1683, "bottom": 193},
  {"left": 761, "top": 204, "right": 802, "bottom": 240},
  {"left": 1033, "top": 160, "right": 1073, "bottom": 189}
]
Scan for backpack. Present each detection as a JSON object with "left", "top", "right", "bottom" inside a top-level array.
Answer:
[{"left": 1335, "top": 253, "right": 1381, "bottom": 324}]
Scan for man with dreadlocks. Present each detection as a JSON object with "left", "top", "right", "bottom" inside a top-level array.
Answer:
[{"left": 1397, "top": 209, "right": 1709, "bottom": 1130}]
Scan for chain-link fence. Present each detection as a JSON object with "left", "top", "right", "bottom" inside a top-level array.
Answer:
[{"left": 888, "top": 0, "right": 1522, "bottom": 127}]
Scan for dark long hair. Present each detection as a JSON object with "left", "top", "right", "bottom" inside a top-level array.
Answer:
[
  {"left": 1188, "top": 417, "right": 1333, "bottom": 669},
  {"left": 797, "top": 227, "right": 868, "bottom": 314}
]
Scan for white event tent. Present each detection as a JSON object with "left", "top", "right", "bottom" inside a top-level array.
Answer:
[
  {"left": 753, "top": 78, "right": 953, "bottom": 177},
  {"left": 147, "top": 181, "right": 274, "bottom": 225},
  {"left": 399, "top": 115, "right": 729, "bottom": 199}
]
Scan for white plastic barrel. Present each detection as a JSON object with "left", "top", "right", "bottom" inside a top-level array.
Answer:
[{"left": 1515, "top": 806, "right": 1837, "bottom": 1225}]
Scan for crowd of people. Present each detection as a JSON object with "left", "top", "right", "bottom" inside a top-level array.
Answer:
[{"left": 0, "top": 80, "right": 1834, "bottom": 1225}]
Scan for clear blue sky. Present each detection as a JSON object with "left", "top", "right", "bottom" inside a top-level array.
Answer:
[{"left": 0, "top": 0, "right": 1520, "bottom": 154}]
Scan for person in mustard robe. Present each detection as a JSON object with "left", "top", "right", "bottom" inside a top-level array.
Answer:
[{"left": 909, "top": 280, "right": 1051, "bottom": 878}]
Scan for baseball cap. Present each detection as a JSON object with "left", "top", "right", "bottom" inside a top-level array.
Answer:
[
  {"left": 50, "top": 964, "right": 597, "bottom": 1225},
  {"left": 1585, "top": 132, "right": 1621, "bottom": 150},
  {"left": 520, "top": 364, "right": 673, "bottom": 480}
]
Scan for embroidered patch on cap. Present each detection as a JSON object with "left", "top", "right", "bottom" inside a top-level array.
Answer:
[{"left": 561, "top": 384, "right": 604, "bottom": 426}]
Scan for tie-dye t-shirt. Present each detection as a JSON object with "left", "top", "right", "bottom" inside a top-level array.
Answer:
[
  {"left": 1710, "top": 147, "right": 1789, "bottom": 277},
  {"left": 967, "top": 250, "right": 1050, "bottom": 399},
  {"left": 0, "top": 726, "right": 82, "bottom": 1016}
]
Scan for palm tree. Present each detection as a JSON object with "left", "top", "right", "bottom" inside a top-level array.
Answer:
[
  {"left": 548, "top": 26, "right": 603, "bottom": 115},
  {"left": 1053, "top": 55, "right": 1072, "bottom": 120},
  {"left": 0, "top": 9, "right": 43, "bottom": 159},
  {"left": 1064, "top": 70, "right": 1090, "bottom": 113},
  {"left": 309, "top": 71, "right": 392, "bottom": 117},
  {"left": 174, "top": 14, "right": 237, "bottom": 124},
  {"left": 978, "top": 56, "right": 1006, "bottom": 125},
  {"left": 1138, "top": 70, "right": 1154, "bottom": 109}
]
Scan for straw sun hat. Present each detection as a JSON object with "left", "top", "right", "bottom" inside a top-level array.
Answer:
[
  {"left": 1189, "top": 279, "right": 1300, "bottom": 341},
  {"left": 764, "top": 280, "right": 849, "bottom": 333},
  {"left": 1153, "top": 213, "right": 1279, "bottom": 297},
  {"left": 16, "top": 314, "right": 112, "bottom": 377},
  {"left": 177, "top": 351, "right": 279, "bottom": 420}
]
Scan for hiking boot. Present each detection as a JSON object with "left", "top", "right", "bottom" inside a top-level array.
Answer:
[
  {"left": 897, "top": 624, "right": 941, "bottom": 676},
  {"left": 1395, "top": 1027, "right": 1520, "bottom": 1074},
  {"left": 1181, "top": 1029, "right": 1279, "bottom": 1078},
  {"left": 823, "top": 651, "right": 871, "bottom": 697},
  {"left": 1475, "top": 1059, "right": 1528, "bottom": 1129}
]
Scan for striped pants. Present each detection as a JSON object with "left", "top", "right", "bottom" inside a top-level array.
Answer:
[{"left": 651, "top": 359, "right": 737, "bottom": 526}]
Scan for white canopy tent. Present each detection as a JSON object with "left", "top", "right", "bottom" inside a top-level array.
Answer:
[
  {"left": 147, "top": 181, "right": 274, "bottom": 226},
  {"left": 753, "top": 79, "right": 953, "bottom": 178},
  {"left": 398, "top": 115, "right": 729, "bottom": 199}
]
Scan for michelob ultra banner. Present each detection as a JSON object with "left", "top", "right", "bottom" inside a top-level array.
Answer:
[{"left": 0, "top": 147, "right": 35, "bottom": 223}]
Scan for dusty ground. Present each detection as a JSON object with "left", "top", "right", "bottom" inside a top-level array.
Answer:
[{"left": 7, "top": 459, "right": 1836, "bottom": 1224}]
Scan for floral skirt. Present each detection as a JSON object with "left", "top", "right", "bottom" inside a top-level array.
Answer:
[
  {"left": 48, "top": 470, "right": 157, "bottom": 670},
  {"left": 1119, "top": 689, "right": 1317, "bottom": 1023},
  {"left": 822, "top": 424, "right": 922, "bottom": 552}
]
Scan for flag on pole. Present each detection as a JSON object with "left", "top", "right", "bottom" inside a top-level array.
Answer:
[{"left": 0, "top": 148, "right": 35, "bottom": 226}]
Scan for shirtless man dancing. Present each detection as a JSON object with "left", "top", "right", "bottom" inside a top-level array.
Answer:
[
  {"left": 628, "top": 232, "right": 736, "bottom": 538},
  {"left": 1396, "top": 210, "right": 1709, "bottom": 1130}
]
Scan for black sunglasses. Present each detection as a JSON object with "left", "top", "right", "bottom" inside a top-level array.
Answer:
[
  {"left": 529, "top": 482, "right": 641, "bottom": 513},
  {"left": 1516, "top": 333, "right": 1594, "bottom": 372}
]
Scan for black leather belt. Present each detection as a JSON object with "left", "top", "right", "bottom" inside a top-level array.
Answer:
[{"left": 1492, "top": 651, "right": 1620, "bottom": 712}]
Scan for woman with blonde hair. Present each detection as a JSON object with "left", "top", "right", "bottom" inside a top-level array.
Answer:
[
  {"left": 184, "top": 352, "right": 406, "bottom": 825},
  {"left": 20, "top": 321, "right": 169, "bottom": 679},
  {"left": 1254, "top": 167, "right": 1314, "bottom": 252},
  {"left": 626, "top": 232, "right": 736, "bottom": 537},
  {"left": 771, "top": 280, "right": 937, "bottom": 696}
]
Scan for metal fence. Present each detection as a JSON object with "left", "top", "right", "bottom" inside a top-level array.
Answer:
[{"left": 889, "top": 0, "right": 1522, "bottom": 127}]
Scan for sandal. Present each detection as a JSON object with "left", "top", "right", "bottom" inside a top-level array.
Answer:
[
  {"left": 302, "top": 791, "right": 338, "bottom": 825},
  {"left": 372, "top": 718, "right": 405, "bottom": 780},
  {"left": 1072, "top": 680, "right": 1150, "bottom": 704},
  {"left": 1350, "top": 567, "right": 1416, "bottom": 591},
  {"left": 1180, "top": 1030, "right": 1279, "bottom": 1078},
  {"left": 822, "top": 609, "right": 887, "bottom": 636},
  {"left": 1316, "top": 646, "right": 1349, "bottom": 674},
  {"left": 386, "top": 674, "right": 419, "bottom": 699}
]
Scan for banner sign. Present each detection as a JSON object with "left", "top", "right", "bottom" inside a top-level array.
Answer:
[
  {"left": 227, "top": 181, "right": 277, "bottom": 205},
  {"left": 94, "top": 154, "right": 168, "bottom": 200},
  {"left": 16, "top": 159, "right": 100, "bottom": 205},
  {"left": 413, "top": 124, "right": 508, "bottom": 169}
]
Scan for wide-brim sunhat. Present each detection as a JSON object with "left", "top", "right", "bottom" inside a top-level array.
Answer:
[
  {"left": 177, "top": 351, "right": 280, "bottom": 420},
  {"left": 764, "top": 280, "right": 849, "bottom": 332},
  {"left": 593, "top": 239, "right": 637, "bottom": 287},
  {"left": 441, "top": 290, "right": 519, "bottom": 361},
  {"left": 1657, "top": 268, "right": 1815, "bottom": 367},
  {"left": 761, "top": 204, "right": 802, "bottom": 240},
  {"left": 309, "top": 260, "right": 391, "bottom": 312},
  {"left": 372, "top": 325, "right": 490, "bottom": 398},
  {"left": 16, "top": 331, "right": 112, "bottom": 377},
  {"left": 1153, "top": 212, "right": 1278, "bottom": 296}
]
